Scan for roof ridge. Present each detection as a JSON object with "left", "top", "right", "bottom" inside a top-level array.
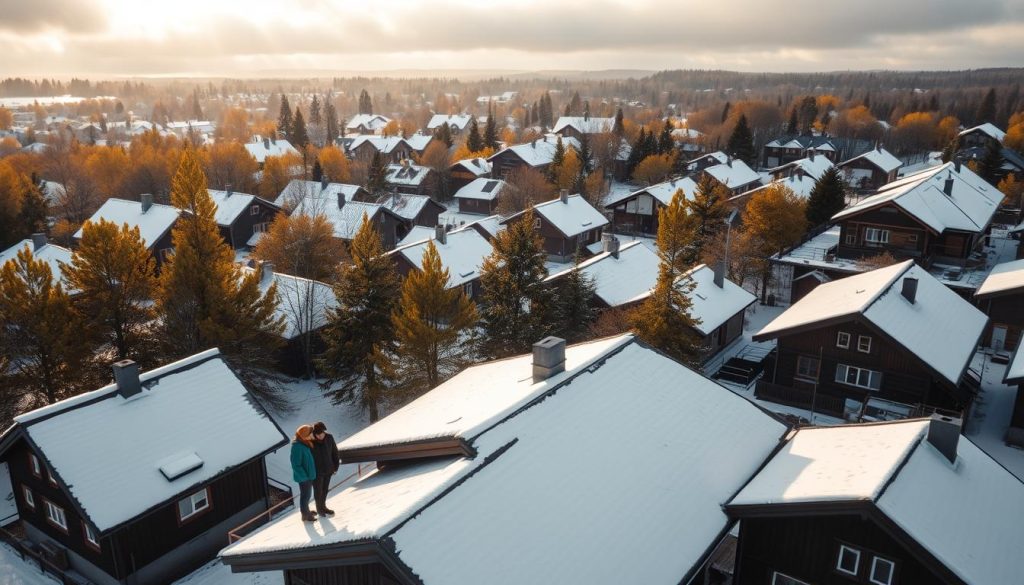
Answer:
[{"left": 859, "top": 260, "right": 916, "bottom": 314}]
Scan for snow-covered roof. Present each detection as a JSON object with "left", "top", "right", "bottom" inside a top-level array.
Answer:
[
  {"left": 290, "top": 197, "right": 385, "bottom": 241},
  {"left": 464, "top": 214, "right": 505, "bottom": 238},
  {"left": 427, "top": 114, "right": 472, "bottom": 130},
  {"left": 551, "top": 116, "right": 614, "bottom": 135},
  {"left": 0, "top": 239, "right": 73, "bottom": 287},
  {"left": 832, "top": 162, "right": 1001, "bottom": 234},
  {"left": 451, "top": 157, "right": 491, "bottom": 177},
  {"left": 454, "top": 177, "right": 506, "bottom": 201},
  {"left": 683, "top": 264, "right": 757, "bottom": 336},
  {"left": 244, "top": 137, "right": 298, "bottom": 164},
  {"left": 769, "top": 155, "right": 834, "bottom": 182},
  {"left": 671, "top": 127, "right": 702, "bottom": 140},
  {"left": 397, "top": 225, "right": 437, "bottom": 247},
  {"left": 505, "top": 193, "right": 608, "bottom": 238},
  {"left": 839, "top": 147, "right": 903, "bottom": 174},
  {"left": 740, "top": 173, "right": 818, "bottom": 200},
  {"left": 221, "top": 335, "right": 788, "bottom": 585},
  {"left": 74, "top": 198, "right": 180, "bottom": 249},
  {"left": 975, "top": 258, "right": 1024, "bottom": 299},
  {"left": 765, "top": 135, "right": 836, "bottom": 150},
  {"left": 959, "top": 122, "right": 1006, "bottom": 142},
  {"left": 207, "top": 189, "right": 275, "bottom": 227},
  {"left": 703, "top": 159, "right": 761, "bottom": 190},
  {"left": 7, "top": 350, "right": 287, "bottom": 533},
  {"left": 241, "top": 266, "right": 337, "bottom": 340},
  {"left": 405, "top": 133, "right": 433, "bottom": 152},
  {"left": 347, "top": 135, "right": 407, "bottom": 155},
  {"left": 391, "top": 226, "right": 494, "bottom": 288},
  {"left": 345, "top": 114, "right": 391, "bottom": 131},
  {"left": 275, "top": 180, "right": 363, "bottom": 209},
  {"left": 730, "top": 419, "right": 1024, "bottom": 585},
  {"left": 755, "top": 261, "right": 986, "bottom": 385},
  {"left": 384, "top": 163, "right": 431, "bottom": 187},
  {"left": 605, "top": 177, "right": 698, "bottom": 208},
  {"left": 1006, "top": 344, "right": 1024, "bottom": 384},
  {"left": 546, "top": 241, "right": 658, "bottom": 307},
  {"left": 489, "top": 135, "right": 581, "bottom": 168}
]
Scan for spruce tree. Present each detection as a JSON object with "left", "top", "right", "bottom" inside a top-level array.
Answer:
[
  {"left": 569, "top": 92, "right": 582, "bottom": 116},
  {"left": 625, "top": 128, "right": 648, "bottom": 176},
  {"left": 540, "top": 92, "right": 553, "bottom": 129},
  {"left": 366, "top": 151, "right": 388, "bottom": 195},
  {"left": 548, "top": 136, "right": 566, "bottom": 183},
  {"left": 277, "top": 93, "right": 292, "bottom": 139},
  {"left": 630, "top": 189, "right": 702, "bottom": 366},
  {"left": 721, "top": 102, "right": 731, "bottom": 123},
  {"left": 553, "top": 252, "right": 596, "bottom": 342},
  {"left": 324, "top": 98, "right": 339, "bottom": 144},
  {"left": 63, "top": 219, "right": 157, "bottom": 362},
  {"left": 579, "top": 133, "right": 592, "bottom": 174},
  {"left": 977, "top": 88, "right": 997, "bottom": 125},
  {"left": 392, "top": 241, "right": 478, "bottom": 396},
  {"left": 466, "top": 117, "right": 484, "bottom": 153},
  {"left": 805, "top": 168, "right": 848, "bottom": 227},
  {"left": 726, "top": 114, "right": 756, "bottom": 165},
  {"left": 309, "top": 95, "right": 322, "bottom": 127},
  {"left": 0, "top": 247, "right": 90, "bottom": 415},
  {"left": 291, "top": 107, "right": 309, "bottom": 149},
  {"left": 358, "top": 89, "right": 373, "bottom": 115},
  {"left": 311, "top": 159, "right": 323, "bottom": 183},
  {"left": 686, "top": 176, "right": 731, "bottom": 264},
  {"left": 434, "top": 122, "right": 453, "bottom": 148},
  {"left": 658, "top": 118, "right": 674, "bottom": 154},
  {"left": 613, "top": 107, "right": 625, "bottom": 137},
  {"left": 16, "top": 179, "right": 47, "bottom": 238},
  {"left": 479, "top": 208, "right": 550, "bottom": 358},
  {"left": 318, "top": 214, "right": 401, "bottom": 421},
  {"left": 484, "top": 105, "right": 499, "bottom": 150},
  {"left": 979, "top": 139, "right": 1006, "bottom": 185},
  {"left": 786, "top": 108, "right": 799, "bottom": 135}
]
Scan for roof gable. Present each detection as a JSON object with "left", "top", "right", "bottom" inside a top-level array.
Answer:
[
  {"left": 504, "top": 194, "right": 608, "bottom": 238},
  {"left": 74, "top": 198, "right": 181, "bottom": 249}
]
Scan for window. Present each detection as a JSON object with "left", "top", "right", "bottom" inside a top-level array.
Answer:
[
  {"left": 907, "top": 233, "right": 918, "bottom": 243},
  {"left": 771, "top": 572, "right": 811, "bottom": 585},
  {"left": 845, "top": 231, "right": 857, "bottom": 245},
  {"left": 22, "top": 486, "right": 34, "bottom": 510},
  {"left": 837, "top": 544, "right": 861, "bottom": 576},
  {"left": 44, "top": 499, "right": 68, "bottom": 532},
  {"left": 865, "top": 228, "right": 890, "bottom": 246},
  {"left": 83, "top": 521, "right": 100, "bottom": 550},
  {"left": 46, "top": 468, "right": 57, "bottom": 487},
  {"left": 836, "top": 364, "right": 883, "bottom": 390},
  {"left": 253, "top": 222, "right": 269, "bottom": 234},
  {"left": 533, "top": 217, "right": 542, "bottom": 229},
  {"left": 160, "top": 248, "right": 174, "bottom": 262},
  {"left": 796, "top": 355, "right": 820, "bottom": 381},
  {"left": 870, "top": 556, "right": 896, "bottom": 585},
  {"left": 837, "top": 331, "right": 851, "bottom": 349},
  {"left": 250, "top": 205, "right": 260, "bottom": 216},
  {"left": 177, "top": 488, "right": 211, "bottom": 522},
  {"left": 463, "top": 282, "right": 473, "bottom": 298},
  {"left": 29, "top": 453, "right": 41, "bottom": 478},
  {"left": 857, "top": 335, "right": 872, "bottom": 353}
]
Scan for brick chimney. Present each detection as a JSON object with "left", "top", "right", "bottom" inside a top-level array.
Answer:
[
  {"left": 559, "top": 189, "right": 569, "bottom": 203},
  {"left": 140, "top": 193, "right": 153, "bottom": 213},
  {"left": 434, "top": 224, "right": 447, "bottom": 245},
  {"left": 532, "top": 337, "right": 566, "bottom": 383},
  {"left": 113, "top": 359, "right": 141, "bottom": 399},
  {"left": 602, "top": 232, "right": 619, "bottom": 259},
  {"left": 31, "top": 233, "right": 47, "bottom": 251}
]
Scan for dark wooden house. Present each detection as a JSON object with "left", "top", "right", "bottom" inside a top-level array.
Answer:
[
  {"left": 73, "top": 195, "right": 182, "bottom": 271},
  {"left": 501, "top": 190, "right": 609, "bottom": 262},
  {"left": 974, "top": 259, "right": 1024, "bottom": 351},
  {"left": 727, "top": 416, "right": 1024, "bottom": 585},
  {"left": 762, "top": 135, "right": 873, "bottom": 169},
  {"left": 604, "top": 177, "right": 698, "bottom": 237},
  {"left": 487, "top": 135, "right": 579, "bottom": 178},
  {"left": 754, "top": 261, "right": 986, "bottom": 420},
  {"left": 345, "top": 114, "right": 392, "bottom": 136},
  {"left": 1003, "top": 347, "right": 1024, "bottom": 447},
  {"left": 551, "top": 115, "right": 614, "bottom": 140},
  {"left": 453, "top": 177, "right": 505, "bottom": 215},
  {"left": 449, "top": 157, "right": 492, "bottom": 192},
  {"left": 289, "top": 191, "right": 407, "bottom": 250},
  {"left": 0, "top": 350, "right": 288, "bottom": 585},
  {"left": 836, "top": 146, "right": 902, "bottom": 191},
  {"left": 208, "top": 188, "right": 282, "bottom": 249},
  {"left": 388, "top": 225, "right": 493, "bottom": 300},
  {"left": 383, "top": 163, "right": 441, "bottom": 201},
  {"left": 347, "top": 136, "right": 415, "bottom": 165}
]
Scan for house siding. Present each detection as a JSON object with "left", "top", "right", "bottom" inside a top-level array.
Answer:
[
  {"left": 977, "top": 292, "right": 1024, "bottom": 350},
  {"left": 286, "top": 563, "right": 402, "bottom": 585}
]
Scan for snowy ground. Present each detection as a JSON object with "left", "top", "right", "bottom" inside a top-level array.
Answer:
[
  {"left": 965, "top": 351, "right": 1024, "bottom": 481},
  {"left": 0, "top": 462, "right": 16, "bottom": 525},
  {"left": 0, "top": 542, "right": 60, "bottom": 585},
  {"left": 172, "top": 557, "right": 283, "bottom": 585}
]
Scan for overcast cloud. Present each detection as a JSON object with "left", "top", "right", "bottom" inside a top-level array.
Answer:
[{"left": 1, "top": 0, "right": 1023, "bottom": 77}]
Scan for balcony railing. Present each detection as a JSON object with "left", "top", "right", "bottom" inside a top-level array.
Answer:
[{"left": 754, "top": 380, "right": 846, "bottom": 418}]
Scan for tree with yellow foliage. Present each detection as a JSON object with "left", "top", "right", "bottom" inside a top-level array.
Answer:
[
  {"left": 998, "top": 173, "right": 1024, "bottom": 208},
  {"left": 740, "top": 183, "right": 807, "bottom": 301},
  {"left": 205, "top": 141, "right": 259, "bottom": 193},
  {"left": 317, "top": 145, "right": 351, "bottom": 183},
  {"left": 632, "top": 153, "right": 675, "bottom": 185},
  {"left": 84, "top": 146, "right": 130, "bottom": 198},
  {"left": 552, "top": 148, "right": 583, "bottom": 192},
  {"left": 252, "top": 213, "right": 344, "bottom": 282},
  {"left": 218, "top": 107, "right": 252, "bottom": 143},
  {"left": 381, "top": 120, "right": 402, "bottom": 137},
  {"left": 0, "top": 107, "right": 12, "bottom": 131},
  {"left": 259, "top": 153, "right": 301, "bottom": 201}
]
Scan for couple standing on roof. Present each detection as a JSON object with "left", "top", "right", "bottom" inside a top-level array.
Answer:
[{"left": 290, "top": 422, "right": 340, "bottom": 522}]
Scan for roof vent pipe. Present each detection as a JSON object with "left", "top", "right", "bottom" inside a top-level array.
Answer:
[
  {"left": 713, "top": 261, "right": 726, "bottom": 288},
  {"left": 943, "top": 173, "right": 954, "bottom": 196},
  {"left": 140, "top": 193, "right": 153, "bottom": 214},
  {"left": 434, "top": 224, "right": 447, "bottom": 245},
  {"left": 559, "top": 189, "right": 569, "bottom": 203}
]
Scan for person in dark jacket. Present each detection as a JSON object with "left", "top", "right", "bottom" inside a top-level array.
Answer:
[
  {"left": 290, "top": 424, "right": 317, "bottom": 522},
  {"left": 311, "top": 421, "right": 340, "bottom": 516}
]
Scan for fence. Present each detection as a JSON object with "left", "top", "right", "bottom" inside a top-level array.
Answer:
[{"left": 755, "top": 380, "right": 846, "bottom": 418}]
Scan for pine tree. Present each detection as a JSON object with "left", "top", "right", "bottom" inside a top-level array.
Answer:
[
  {"left": 548, "top": 136, "right": 566, "bottom": 183},
  {"left": 358, "top": 90, "right": 373, "bottom": 115},
  {"left": 366, "top": 151, "right": 388, "bottom": 195},
  {"left": 63, "top": 219, "right": 157, "bottom": 362},
  {"left": 479, "top": 208, "right": 550, "bottom": 358},
  {"left": 309, "top": 95, "right": 322, "bottom": 127},
  {"left": 317, "top": 214, "right": 401, "bottom": 421},
  {"left": 311, "top": 159, "right": 323, "bottom": 183},
  {"left": 568, "top": 92, "right": 582, "bottom": 116},
  {"left": 434, "top": 122, "right": 453, "bottom": 148},
  {"left": 291, "top": 107, "right": 309, "bottom": 149},
  {"left": 324, "top": 98, "right": 339, "bottom": 144},
  {"left": 540, "top": 92, "right": 553, "bottom": 129},
  {"left": 484, "top": 105, "right": 499, "bottom": 150},
  {"left": 579, "top": 133, "right": 592, "bottom": 174},
  {"left": 552, "top": 251, "right": 596, "bottom": 342},
  {"left": 786, "top": 107, "right": 799, "bottom": 135},
  {"left": 721, "top": 102, "right": 731, "bottom": 123},
  {"left": 805, "top": 167, "right": 848, "bottom": 227},
  {"left": 979, "top": 139, "right": 1006, "bottom": 185},
  {"left": 16, "top": 179, "right": 47, "bottom": 238},
  {"left": 658, "top": 118, "right": 674, "bottom": 154},
  {"left": 726, "top": 114, "right": 756, "bottom": 165},
  {"left": 977, "top": 88, "right": 997, "bottom": 125},
  {"left": 0, "top": 247, "right": 90, "bottom": 417},
  {"left": 613, "top": 107, "right": 624, "bottom": 137},
  {"left": 798, "top": 96, "right": 818, "bottom": 133},
  {"left": 277, "top": 93, "right": 292, "bottom": 139},
  {"left": 156, "top": 149, "right": 285, "bottom": 400},
  {"left": 466, "top": 117, "right": 484, "bottom": 153},
  {"left": 630, "top": 189, "right": 702, "bottom": 366},
  {"left": 392, "top": 241, "right": 478, "bottom": 396},
  {"left": 687, "top": 176, "right": 731, "bottom": 264},
  {"left": 625, "top": 128, "right": 648, "bottom": 176}
]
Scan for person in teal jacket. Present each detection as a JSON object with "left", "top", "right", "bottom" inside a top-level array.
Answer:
[{"left": 290, "top": 424, "right": 317, "bottom": 522}]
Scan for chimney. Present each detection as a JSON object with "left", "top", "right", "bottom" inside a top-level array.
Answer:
[
  {"left": 532, "top": 336, "right": 566, "bottom": 383},
  {"left": 337, "top": 190, "right": 346, "bottom": 209},
  {"left": 901, "top": 277, "right": 918, "bottom": 303},
  {"left": 140, "top": 193, "right": 153, "bottom": 213},
  {"left": 112, "top": 359, "right": 141, "bottom": 399},
  {"left": 943, "top": 173, "right": 954, "bottom": 196},
  {"left": 602, "top": 232, "right": 620, "bottom": 258},
  {"left": 559, "top": 189, "right": 569, "bottom": 203},
  {"left": 263, "top": 137, "right": 271, "bottom": 150},
  {"left": 809, "top": 148, "right": 816, "bottom": 161},
  {"left": 713, "top": 260, "right": 726, "bottom": 288},
  {"left": 927, "top": 414, "right": 962, "bottom": 463},
  {"left": 434, "top": 224, "right": 447, "bottom": 245},
  {"left": 259, "top": 261, "right": 274, "bottom": 283},
  {"left": 224, "top": 184, "right": 232, "bottom": 198},
  {"left": 31, "top": 232, "right": 47, "bottom": 251},
  {"left": 321, "top": 176, "right": 329, "bottom": 192},
  {"left": 726, "top": 157, "right": 733, "bottom": 167},
  {"left": 953, "top": 160, "right": 961, "bottom": 173}
]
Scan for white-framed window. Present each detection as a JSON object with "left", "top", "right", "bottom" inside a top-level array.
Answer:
[
  {"left": 83, "top": 521, "right": 100, "bottom": 550},
  {"left": 22, "top": 486, "right": 34, "bottom": 509},
  {"left": 533, "top": 217, "right": 542, "bottom": 229},
  {"left": 250, "top": 204, "right": 260, "bottom": 216},
  {"left": 870, "top": 556, "right": 896, "bottom": 585},
  {"left": 837, "top": 544, "right": 861, "bottom": 576},
  {"left": 771, "top": 572, "right": 811, "bottom": 585},
  {"left": 44, "top": 499, "right": 68, "bottom": 532},
  {"left": 857, "top": 335, "right": 872, "bottom": 353},
  {"left": 865, "top": 227, "right": 890, "bottom": 245},
  {"left": 836, "top": 363, "right": 883, "bottom": 391},
  {"left": 46, "top": 468, "right": 57, "bottom": 487},
  {"left": 845, "top": 232, "right": 857, "bottom": 245},
  {"left": 253, "top": 222, "right": 269, "bottom": 234},
  {"left": 795, "top": 355, "right": 820, "bottom": 381},
  {"left": 462, "top": 282, "right": 473, "bottom": 298},
  {"left": 177, "top": 487, "right": 211, "bottom": 522},
  {"left": 29, "top": 453, "right": 41, "bottom": 478},
  {"left": 837, "top": 331, "right": 851, "bottom": 349}
]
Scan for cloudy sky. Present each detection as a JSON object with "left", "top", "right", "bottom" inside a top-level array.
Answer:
[{"left": 3, "top": 0, "right": 1024, "bottom": 77}]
